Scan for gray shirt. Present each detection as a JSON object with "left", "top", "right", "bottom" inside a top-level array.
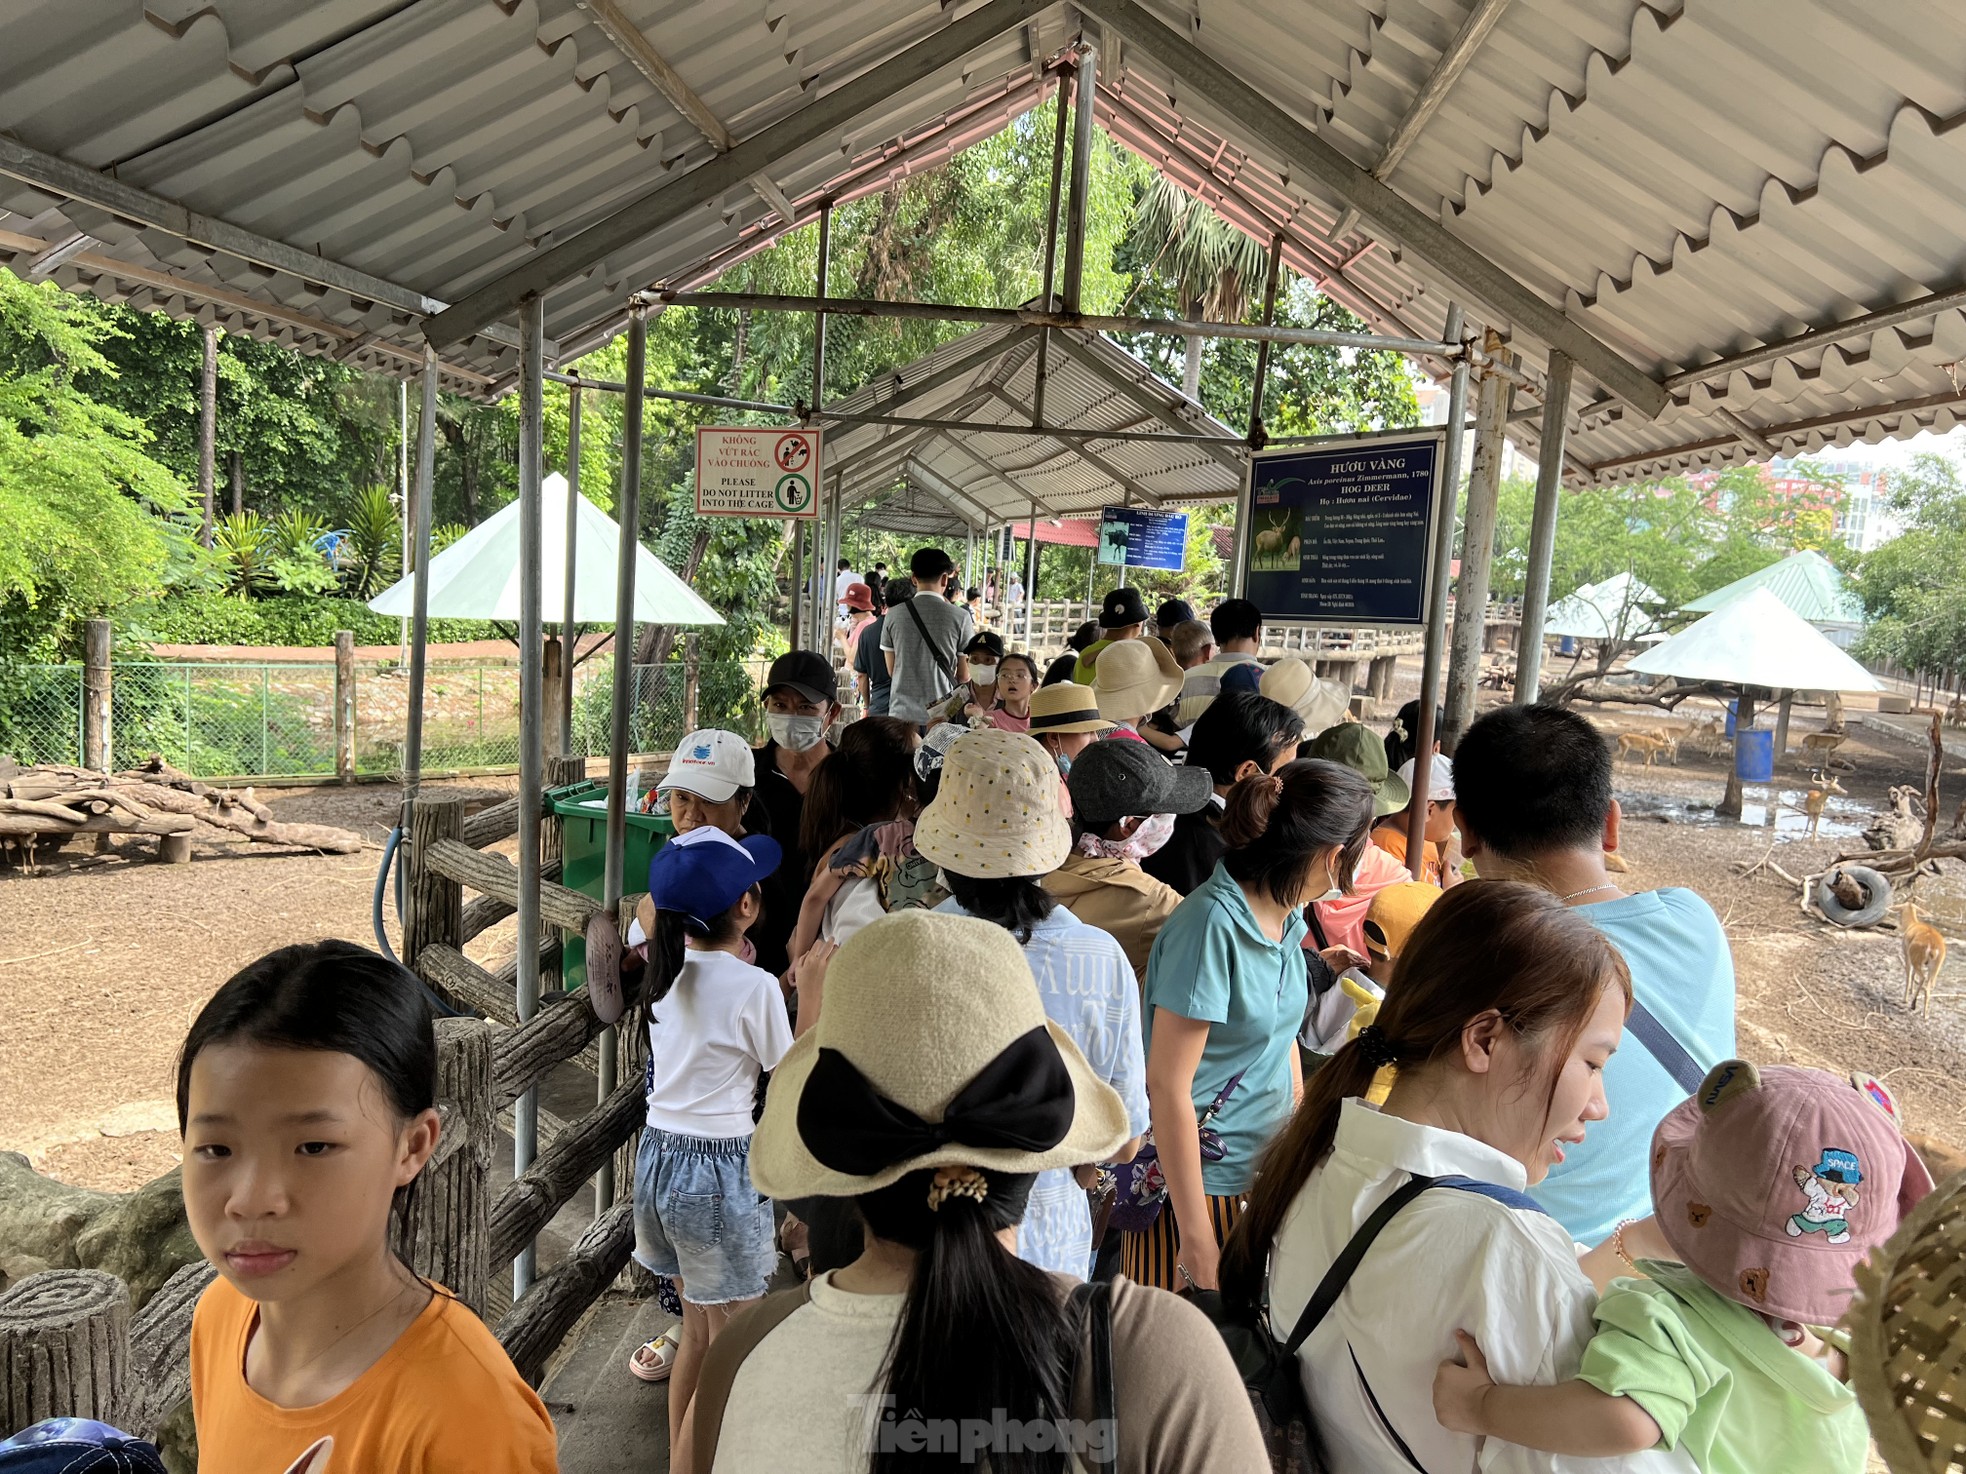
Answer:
[{"left": 879, "top": 593, "right": 972, "bottom": 724}]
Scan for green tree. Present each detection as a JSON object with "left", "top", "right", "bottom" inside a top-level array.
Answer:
[
  {"left": 1121, "top": 175, "right": 1269, "bottom": 400},
  {"left": 1854, "top": 453, "right": 1966, "bottom": 681},
  {"left": 0, "top": 270, "right": 196, "bottom": 662}
]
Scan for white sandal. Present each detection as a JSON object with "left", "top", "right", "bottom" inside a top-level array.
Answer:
[{"left": 628, "top": 1329, "right": 680, "bottom": 1383}]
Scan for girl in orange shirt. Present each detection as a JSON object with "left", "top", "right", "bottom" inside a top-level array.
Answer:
[{"left": 180, "top": 941, "right": 558, "bottom": 1473}]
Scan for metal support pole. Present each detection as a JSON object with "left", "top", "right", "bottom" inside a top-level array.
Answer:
[
  {"left": 1514, "top": 349, "right": 1573, "bottom": 701},
  {"left": 789, "top": 521, "right": 804, "bottom": 653},
  {"left": 561, "top": 386, "right": 582, "bottom": 756},
  {"left": 828, "top": 471, "right": 845, "bottom": 656},
  {"left": 1442, "top": 329, "right": 1513, "bottom": 750},
  {"left": 398, "top": 378, "right": 410, "bottom": 662},
  {"left": 513, "top": 294, "right": 546, "bottom": 1297},
  {"left": 1246, "top": 234, "right": 1287, "bottom": 441},
  {"left": 197, "top": 323, "right": 217, "bottom": 547},
  {"left": 1061, "top": 49, "right": 1097, "bottom": 314},
  {"left": 810, "top": 203, "right": 831, "bottom": 414},
  {"left": 1024, "top": 496, "right": 1040, "bottom": 650},
  {"left": 1405, "top": 306, "right": 1468, "bottom": 879},
  {"left": 1031, "top": 64, "right": 1073, "bottom": 426},
  {"left": 965, "top": 529, "right": 976, "bottom": 589},
  {"left": 403, "top": 348, "right": 439, "bottom": 812},
  {"left": 596, "top": 306, "right": 646, "bottom": 1216}
]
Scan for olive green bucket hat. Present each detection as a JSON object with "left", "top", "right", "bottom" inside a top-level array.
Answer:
[{"left": 1307, "top": 721, "right": 1410, "bottom": 817}]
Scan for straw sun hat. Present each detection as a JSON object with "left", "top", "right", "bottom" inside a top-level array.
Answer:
[
  {"left": 913, "top": 729, "right": 1072, "bottom": 879},
  {"left": 1091, "top": 636, "right": 1183, "bottom": 722},
  {"left": 1846, "top": 1161, "right": 1966, "bottom": 1473},
  {"left": 749, "top": 910, "right": 1133, "bottom": 1199}
]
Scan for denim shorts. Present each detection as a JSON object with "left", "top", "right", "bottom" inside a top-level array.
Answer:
[{"left": 631, "top": 1126, "right": 777, "bottom": 1305}]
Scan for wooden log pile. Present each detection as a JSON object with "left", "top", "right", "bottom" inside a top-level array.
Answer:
[{"left": 0, "top": 756, "right": 365, "bottom": 866}]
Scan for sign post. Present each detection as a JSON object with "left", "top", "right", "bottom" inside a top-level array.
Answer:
[
  {"left": 1239, "top": 432, "right": 1445, "bottom": 627},
  {"left": 695, "top": 427, "right": 823, "bottom": 518},
  {"left": 1096, "top": 506, "right": 1188, "bottom": 572}
]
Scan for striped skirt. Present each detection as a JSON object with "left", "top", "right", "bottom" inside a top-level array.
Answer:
[{"left": 1119, "top": 1192, "right": 1248, "bottom": 1291}]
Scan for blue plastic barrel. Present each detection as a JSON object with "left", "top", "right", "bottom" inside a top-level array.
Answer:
[
  {"left": 1558, "top": 636, "right": 1577, "bottom": 656},
  {"left": 1734, "top": 729, "right": 1774, "bottom": 783}
]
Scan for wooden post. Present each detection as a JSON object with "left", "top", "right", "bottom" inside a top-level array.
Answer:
[
  {"left": 82, "top": 617, "right": 112, "bottom": 775},
  {"left": 405, "top": 796, "right": 464, "bottom": 973},
  {"left": 542, "top": 636, "right": 565, "bottom": 762},
  {"left": 404, "top": 1018, "right": 495, "bottom": 1317},
  {"left": 0, "top": 1268, "right": 131, "bottom": 1429},
  {"left": 1775, "top": 689, "right": 1795, "bottom": 764},
  {"left": 1368, "top": 655, "right": 1398, "bottom": 699},
  {"left": 334, "top": 630, "right": 355, "bottom": 784}
]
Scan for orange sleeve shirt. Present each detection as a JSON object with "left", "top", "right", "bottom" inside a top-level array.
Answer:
[
  {"left": 190, "top": 1275, "right": 559, "bottom": 1473},
  {"left": 1369, "top": 823, "right": 1439, "bottom": 885}
]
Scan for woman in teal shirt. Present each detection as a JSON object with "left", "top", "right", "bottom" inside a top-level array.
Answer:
[{"left": 1125, "top": 759, "right": 1374, "bottom": 1293}]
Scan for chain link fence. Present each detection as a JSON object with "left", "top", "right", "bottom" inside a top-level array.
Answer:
[
  {"left": 1, "top": 657, "right": 768, "bottom": 783},
  {"left": 0, "top": 665, "right": 84, "bottom": 767}
]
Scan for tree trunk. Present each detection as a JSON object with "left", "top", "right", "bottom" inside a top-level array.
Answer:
[
  {"left": 636, "top": 524, "right": 713, "bottom": 667},
  {"left": 1719, "top": 690, "right": 1756, "bottom": 819},
  {"left": 229, "top": 449, "right": 245, "bottom": 518},
  {"left": 441, "top": 417, "right": 478, "bottom": 525},
  {"left": 0, "top": 1269, "right": 130, "bottom": 1429}
]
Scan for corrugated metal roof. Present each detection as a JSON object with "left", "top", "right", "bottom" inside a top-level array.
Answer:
[
  {"left": 816, "top": 319, "right": 1247, "bottom": 525},
  {"left": 1682, "top": 548, "right": 1864, "bottom": 623},
  {"left": 3, "top": 0, "right": 1962, "bottom": 486}
]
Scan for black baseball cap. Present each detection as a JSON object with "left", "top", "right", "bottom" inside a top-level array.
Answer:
[
  {"left": 964, "top": 630, "right": 1007, "bottom": 660},
  {"left": 1100, "top": 587, "right": 1149, "bottom": 629},
  {"left": 1155, "top": 598, "right": 1197, "bottom": 630},
  {"left": 764, "top": 649, "right": 836, "bottom": 707},
  {"left": 1067, "top": 738, "right": 1214, "bottom": 827}
]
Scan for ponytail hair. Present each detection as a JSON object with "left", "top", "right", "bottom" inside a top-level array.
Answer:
[
  {"left": 647, "top": 890, "right": 753, "bottom": 1004},
  {"left": 1221, "top": 880, "right": 1632, "bottom": 1305},
  {"left": 1220, "top": 758, "right": 1374, "bottom": 906},
  {"left": 858, "top": 1168, "right": 1077, "bottom": 1474},
  {"left": 800, "top": 715, "right": 920, "bottom": 861}
]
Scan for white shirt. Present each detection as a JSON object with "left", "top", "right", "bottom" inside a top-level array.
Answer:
[
  {"left": 1270, "top": 1101, "right": 1692, "bottom": 1474},
  {"left": 644, "top": 948, "right": 794, "bottom": 1138},
  {"left": 834, "top": 568, "right": 860, "bottom": 604}
]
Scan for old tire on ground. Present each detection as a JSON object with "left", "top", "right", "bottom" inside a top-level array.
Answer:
[{"left": 1815, "top": 865, "right": 1892, "bottom": 928}]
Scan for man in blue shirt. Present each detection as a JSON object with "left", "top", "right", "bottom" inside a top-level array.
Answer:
[{"left": 1452, "top": 703, "right": 1737, "bottom": 1245}]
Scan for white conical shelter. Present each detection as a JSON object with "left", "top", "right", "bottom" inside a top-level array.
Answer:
[
  {"left": 1627, "top": 587, "right": 1879, "bottom": 692},
  {"left": 1543, "top": 572, "right": 1663, "bottom": 641},
  {"left": 369, "top": 473, "right": 723, "bottom": 626}
]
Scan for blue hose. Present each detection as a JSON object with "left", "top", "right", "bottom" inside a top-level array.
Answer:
[{"left": 374, "top": 825, "right": 469, "bottom": 1017}]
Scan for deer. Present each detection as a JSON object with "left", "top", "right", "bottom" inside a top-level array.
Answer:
[
  {"left": 1891, "top": 901, "right": 1947, "bottom": 1015},
  {"left": 1254, "top": 509, "right": 1291, "bottom": 562},
  {"left": 1801, "top": 770, "right": 1846, "bottom": 838},
  {"left": 1617, "top": 732, "right": 1672, "bottom": 766},
  {"left": 1800, "top": 729, "right": 1847, "bottom": 765}
]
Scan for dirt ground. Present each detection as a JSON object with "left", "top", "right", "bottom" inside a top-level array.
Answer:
[{"left": 4, "top": 699, "right": 1962, "bottom": 1196}]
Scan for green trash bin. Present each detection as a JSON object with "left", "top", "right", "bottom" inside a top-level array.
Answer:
[{"left": 549, "top": 779, "right": 675, "bottom": 994}]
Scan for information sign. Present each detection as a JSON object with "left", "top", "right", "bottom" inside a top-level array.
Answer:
[
  {"left": 695, "top": 427, "right": 822, "bottom": 518},
  {"left": 1096, "top": 506, "right": 1188, "bottom": 571}
]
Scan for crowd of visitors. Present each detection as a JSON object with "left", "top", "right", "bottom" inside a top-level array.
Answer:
[{"left": 113, "top": 553, "right": 1929, "bottom": 1474}]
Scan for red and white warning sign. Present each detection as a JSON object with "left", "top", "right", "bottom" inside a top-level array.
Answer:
[{"left": 695, "top": 427, "right": 822, "bottom": 518}]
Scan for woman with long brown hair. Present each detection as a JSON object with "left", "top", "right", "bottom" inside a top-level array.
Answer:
[
  {"left": 1220, "top": 881, "right": 1680, "bottom": 1474},
  {"left": 1122, "top": 758, "right": 1375, "bottom": 1293}
]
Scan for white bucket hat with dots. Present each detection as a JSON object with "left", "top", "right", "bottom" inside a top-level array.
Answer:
[{"left": 913, "top": 728, "right": 1072, "bottom": 879}]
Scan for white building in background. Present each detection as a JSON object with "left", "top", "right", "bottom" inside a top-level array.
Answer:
[{"left": 1774, "top": 456, "right": 1900, "bottom": 553}]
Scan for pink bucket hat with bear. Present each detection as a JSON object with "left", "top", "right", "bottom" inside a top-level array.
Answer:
[{"left": 1651, "top": 1060, "right": 1934, "bottom": 1326}]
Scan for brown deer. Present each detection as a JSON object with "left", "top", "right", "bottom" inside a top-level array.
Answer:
[
  {"left": 1892, "top": 902, "right": 1947, "bottom": 1015},
  {"left": 1800, "top": 729, "right": 1847, "bottom": 766},
  {"left": 1801, "top": 771, "right": 1846, "bottom": 838},
  {"left": 1617, "top": 732, "right": 1672, "bottom": 767}
]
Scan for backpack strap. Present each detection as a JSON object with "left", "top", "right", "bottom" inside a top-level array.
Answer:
[
  {"left": 901, "top": 596, "right": 956, "bottom": 679},
  {"left": 1280, "top": 1174, "right": 1436, "bottom": 1355},
  {"left": 1625, "top": 998, "right": 1707, "bottom": 1092},
  {"left": 1277, "top": 1170, "right": 1547, "bottom": 1356},
  {"left": 691, "top": 1281, "right": 812, "bottom": 1474}
]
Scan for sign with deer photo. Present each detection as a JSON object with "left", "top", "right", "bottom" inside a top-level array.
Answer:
[
  {"left": 1242, "top": 432, "right": 1445, "bottom": 626},
  {"left": 1096, "top": 506, "right": 1188, "bottom": 571}
]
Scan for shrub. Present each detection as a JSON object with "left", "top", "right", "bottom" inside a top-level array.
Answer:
[{"left": 122, "top": 593, "right": 503, "bottom": 648}]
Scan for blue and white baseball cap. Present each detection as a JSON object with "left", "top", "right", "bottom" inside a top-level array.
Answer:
[
  {"left": 658, "top": 729, "right": 756, "bottom": 803},
  {"left": 0, "top": 1420, "right": 167, "bottom": 1473},
  {"left": 647, "top": 826, "right": 782, "bottom": 928}
]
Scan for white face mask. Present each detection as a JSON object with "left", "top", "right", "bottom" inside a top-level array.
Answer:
[
  {"left": 969, "top": 662, "right": 999, "bottom": 685},
  {"left": 768, "top": 712, "right": 827, "bottom": 752}
]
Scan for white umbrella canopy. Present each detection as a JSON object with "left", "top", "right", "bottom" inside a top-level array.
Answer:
[
  {"left": 369, "top": 473, "right": 723, "bottom": 626},
  {"left": 1543, "top": 572, "right": 1663, "bottom": 641},
  {"left": 1627, "top": 587, "right": 1880, "bottom": 692}
]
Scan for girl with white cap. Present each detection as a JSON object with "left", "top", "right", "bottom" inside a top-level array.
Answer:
[{"left": 696, "top": 910, "right": 1269, "bottom": 1473}]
